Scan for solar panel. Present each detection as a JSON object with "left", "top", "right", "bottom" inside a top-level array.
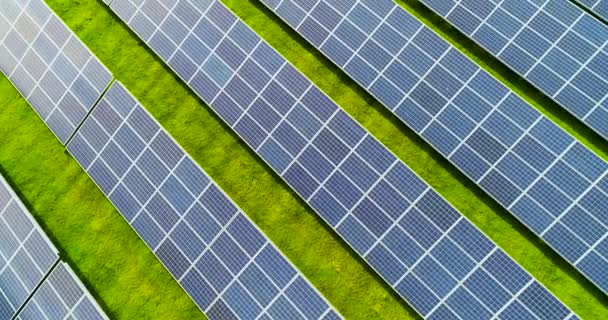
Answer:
[
  {"left": 67, "top": 81, "right": 341, "bottom": 320},
  {"left": 105, "top": 0, "right": 577, "bottom": 318},
  {"left": 577, "top": 0, "right": 608, "bottom": 22},
  {"left": 0, "top": 0, "right": 112, "bottom": 143},
  {"left": 15, "top": 262, "right": 108, "bottom": 320},
  {"left": 417, "top": 0, "right": 608, "bottom": 139},
  {"left": 0, "top": 174, "right": 59, "bottom": 319},
  {"left": 260, "top": 0, "right": 608, "bottom": 295}
]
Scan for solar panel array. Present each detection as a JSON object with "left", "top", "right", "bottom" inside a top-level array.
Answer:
[
  {"left": 261, "top": 0, "right": 608, "bottom": 294},
  {"left": 68, "top": 81, "right": 341, "bottom": 320},
  {"left": 15, "top": 262, "right": 108, "bottom": 320},
  {"left": 0, "top": 174, "right": 59, "bottom": 319},
  {"left": 0, "top": 1, "right": 342, "bottom": 317},
  {"left": 418, "top": 0, "right": 608, "bottom": 139},
  {"left": 0, "top": 0, "right": 112, "bottom": 143},
  {"left": 578, "top": 0, "right": 608, "bottom": 23},
  {"left": 105, "top": 0, "right": 578, "bottom": 318}
]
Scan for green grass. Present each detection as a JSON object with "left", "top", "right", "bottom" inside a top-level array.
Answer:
[
  {"left": 0, "top": 0, "right": 605, "bottom": 319},
  {"left": 0, "top": 76, "right": 204, "bottom": 319}
]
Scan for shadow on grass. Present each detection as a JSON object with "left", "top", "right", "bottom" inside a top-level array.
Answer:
[
  {"left": 0, "top": 165, "right": 116, "bottom": 319},
  {"left": 245, "top": 0, "right": 608, "bottom": 304}
]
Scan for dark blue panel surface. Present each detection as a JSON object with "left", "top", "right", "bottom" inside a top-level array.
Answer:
[
  {"left": 420, "top": 0, "right": 608, "bottom": 141},
  {"left": 0, "top": 1, "right": 111, "bottom": 144},
  {"left": 68, "top": 82, "right": 338, "bottom": 319},
  {"left": 0, "top": 173, "right": 59, "bottom": 319}
]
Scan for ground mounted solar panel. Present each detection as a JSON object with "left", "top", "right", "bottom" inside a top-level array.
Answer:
[
  {"left": 0, "top": 174, "right": 59, "bottom": 319},
  {"left": 15, "top": 262, "right": 108, "bottom": 320},
  {"left": 68, "top": 81, "right": 341, "bottom": 320},
  {"left": 260, "top": 0, "right": 608, "bottom": 295},
  {"left": 105, "top": 0, "right": 578, "bottom": 318},
  {"left": 418, "top": 0, "right": 608, "bottom": 139},
  {"left": 577, "top": 0, "right": 608, "bottom": 23},
  {"left": 0, "top": 0, "right": 112, "bottom": 143}
]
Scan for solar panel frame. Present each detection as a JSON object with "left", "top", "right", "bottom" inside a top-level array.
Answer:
[
  {"left": 0, "top": 0, "right": 113, "bottom": 144},
  {"left": 259, "top": 0, "right": 608, "bottom": 295},
  {"left": 0, "top": 174, "right": 60, "bottom": 320},
  {"left": 67, "top": 81, "right": 341, "bottom": 320},
  {"left": 15, "top": 262, "right": 108, "bottom": 320},
  {"left": 576, "top": 0, "right": 608, "bottom": 23},
  {"left": 105, "top": 0, "right": 578, "bottom": 318},
  {"left": 417, "top": 0, "right": 608, "bottom": 139}
]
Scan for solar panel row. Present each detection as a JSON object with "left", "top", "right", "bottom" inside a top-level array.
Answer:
[
  {"left": 0, "top": 172, "right": 108, "bottom": 320},
  {"left": 16, "top": 262, "right": 108, "bottom": 320},
  {"left": 261, "top": 0, "right": 608, "bottom": 295},
  {"left": 0, "top": 0, "right": 112, "bottom": 143},
  {"left": 0, "top": 174, "right": 59, "bottom": 320},
  {"left": 419, "top": 0, "right": 608, "bottom": 139},
  {"left": 577, "top": 0, "right": 608, "bottom": 23},
  {"left": 106, "top": 0, "right": 577, "bottom": 318},
  {"left": 0, "top": 0, "right": 343, "bottom": 318},
  {"left": 68, "top": 81, "right": 341, "bottom": 320}
]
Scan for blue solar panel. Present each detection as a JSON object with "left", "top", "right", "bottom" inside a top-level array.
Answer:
[
  {"left": 106, "top": 0, "right": 577, "bottom": 318},
  {"left": 260, "top": 0, "right": 608, "bottom": 295},
  {"left": 0, "top": 174, "right": 59, "bottom": 320},
  {"left": 0, "top": 0, "right": 112, "bottom": 143},
  {"left": 577, "top": 0, "right": 608, "bottom": 24},
  {"left": 0, "top": 154, "right": 104, "bottom": 320},
  {"left": 15, "top": 262, "right": 108, "bottom": 320},
  {"left": 67, "top": 81, "right": 340, "bottom": 320},
  {"left": 418, "top": 0, "right": 608, "bottom": 139}
]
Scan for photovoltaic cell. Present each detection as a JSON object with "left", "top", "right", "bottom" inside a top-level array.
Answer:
[
  {"left": 261, "top": 0, "right": 608, "bottom": 295},
  {"left": 67, "top": 81, "right": 340, "bottom": 320},
  {"left": 106, "top": 0, "right": 577, "bottom": 318},
  {"left": 15, "top": 262, "right": 108, "bottom": 320},
  {"left": 0, "top": 174, "right": 59, "bottom": 319},
  {"left": 418, "top": 0, "right": 608, "bottom": 139},
  {"left": 0, "top": 0, "right": 112, "bottom": 143},
  {"left": 577, "top": 0, "right": 608, "bottom": 23}
]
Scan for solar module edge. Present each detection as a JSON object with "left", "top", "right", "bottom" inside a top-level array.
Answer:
[
  {"left": 0, "top": 167, "right": 109, "bottom": 320},
  {"left": 573, "top": 0, "right": 608, "bottom": 24},
  {"left": 15, "top": 261, "right": 109, "bottom": 320},
  {"left": 58, "top": 262, "right": 108, "bottom": 316},
  {"left": 0, "top": 173, "right": 60, "bottom": 256},
  {"left": 417, "top": 0, "right": 608, "bottom": 140},
  {"left": 0, "top": 173, "right": 60, "bottom": 319},
  {"left": 0, "top": 154, "right": 107, "bottom": 320},
  {"left": 0, "top": 0, "right": 113, "bottom": 145},
  {"left": 50, "top": 262, "right": 109, "bottom": 319}
]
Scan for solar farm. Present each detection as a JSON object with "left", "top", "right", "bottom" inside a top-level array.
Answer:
[{"left": 0, "top": 0, "right": 607, "bottom": 319}]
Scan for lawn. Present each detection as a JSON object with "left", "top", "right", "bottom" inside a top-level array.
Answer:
[
  {"left": 0, "top": 0, "right": 605, "bottom": 319},
  {"left": 0, "top": 76, "right": 204, "bottom": 319}
]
